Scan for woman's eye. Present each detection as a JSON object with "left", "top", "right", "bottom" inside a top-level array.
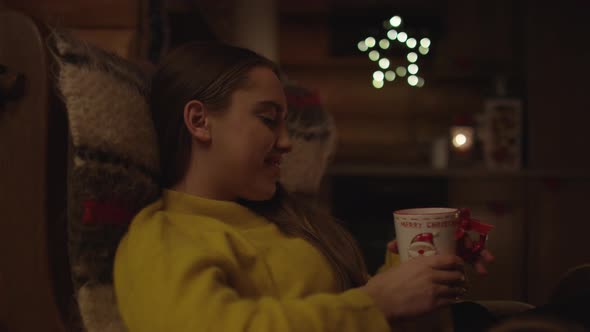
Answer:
[{"left": 259, "top": 116, "right": 278, "bottom": 127}]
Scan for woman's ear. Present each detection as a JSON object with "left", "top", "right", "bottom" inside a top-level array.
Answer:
[{"left": 183, "top": 100, "right": 211, "bottom": 142}]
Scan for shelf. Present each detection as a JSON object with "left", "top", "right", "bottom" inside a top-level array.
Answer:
[{"left": 327, "top": 163, "right": 590, "bottom": 179}]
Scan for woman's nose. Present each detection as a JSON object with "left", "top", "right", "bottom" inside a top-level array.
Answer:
[{"left": 276, "top": 123, "right": 292, "bottom": 153}]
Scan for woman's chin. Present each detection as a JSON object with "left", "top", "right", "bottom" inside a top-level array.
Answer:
[{"left": 241, "top": 183, "right": 277, "bottom": 201}]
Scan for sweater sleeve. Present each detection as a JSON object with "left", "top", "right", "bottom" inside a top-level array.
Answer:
[{"left": 115, "top": 241, "right": 391, "bottom": 332}]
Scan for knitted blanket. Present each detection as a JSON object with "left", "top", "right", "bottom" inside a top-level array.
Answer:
[{"left": 49, "top": 31, "right": 159, "bottom": 332}]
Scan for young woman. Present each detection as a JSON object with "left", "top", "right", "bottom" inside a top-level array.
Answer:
[{"left": 114, "top": 42, "right": 491, "bottom": 331}]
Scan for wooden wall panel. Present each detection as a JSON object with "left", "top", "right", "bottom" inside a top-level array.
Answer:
[
  {"left": 526, "top": 0, "right": 590, "bottom": 170},
  {"left": 280, "top": 17, "right": 331, "bottom": 64},
  {"left": 2, "top": 0, "right": 146, "bottom": 59},
  {"left": 526, "top": 178, "right": 590, "bottom": 305},
  {"left": 70, "top": 28, "right": 138, "bottom": 58},
  {"left": 282, "top": 64, "right": 483, "bottom": 163},
  {"left": 523, "top": 1, "right": 590, "bottom": 305},
  {"left": 2, "top": 0, "right": 140, "bottom": 28}
]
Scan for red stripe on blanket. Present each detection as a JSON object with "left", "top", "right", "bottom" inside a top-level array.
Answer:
[{"left": 82, "top": 200, "right": 134, "bottom": 225}]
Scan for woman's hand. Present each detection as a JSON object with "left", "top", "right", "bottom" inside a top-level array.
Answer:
[
  {"left": 460, "top": 236, "right": 495, "bottom": 274},
  {"left": 386, "top": 239, "right": 495, "bottom": 274},
  {"left": 360, "top": 254, "right": 466, "bottom": 320}
]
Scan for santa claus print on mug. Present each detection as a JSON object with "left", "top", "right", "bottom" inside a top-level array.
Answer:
[{"left": 408, "top": 232, "right": 439, "bottom": 259}]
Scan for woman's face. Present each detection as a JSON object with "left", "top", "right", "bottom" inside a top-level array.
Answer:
[{"left": 208, "top": 66, "right": 292, "bottom": 201}]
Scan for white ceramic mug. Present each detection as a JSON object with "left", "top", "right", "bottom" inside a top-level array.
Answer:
[{"left": 393, "top": 207, "right": 493, "bottom": 263}]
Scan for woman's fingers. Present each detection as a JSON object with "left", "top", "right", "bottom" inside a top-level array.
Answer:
[
  {"left": 474, "top": 261, "right": 488, "bottom": 274},
  {"left": 387, "top": 240, "right": 399, "bottom": 254},
  {"left": 435, "top": 284, "right": 467, "bottom": 300},
  {"left": 480, "top": 249, "right": 495, "bottom": 262},
  {"left": 462, "top": 231, "right": 495, "bottom": 274},
  {"left": 427, "top": 254, "right": 464, "bottom": 271},
  {"left": 435, "top": 297, "right": 456, "bottom": 308},
  {"left": 432, "top": 270, "right": 465, "bottom": 285},
  {"left": 473, "top": 249, "right": 495, "bottom": 274}
]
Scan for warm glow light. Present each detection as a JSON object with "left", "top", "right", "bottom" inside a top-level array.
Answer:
[
  {"left": 373, "top": 71, "right": 384, "bottom": 81},
  {"left": 451, "top": 126, "right": 474, "bottom": 151},
  {"left": 378, "top": 58, "right": 390, "bottom": 69},
  {"left": 385, "top": 70, "right": 396, "bottom": 81},
  {"left": 417, "top": 77, "right": 425, "bottom": 87},
  {"left": 406, "top": 38, "right": 417, "bottom": 48},
  {"left": 357, "top": 41, "right": 368, "bottom": 52},
  {"left": 369, "top": 50, "right": 380, "bottom": 61},
  {"left": 365, "top": 37, "right": 376, "bottom": 48},
  {"left": 390, "top": 16, "right": 402, "bottom": 27},
  {"left": 397, "top": 32, "right": 408, "bottom": 43},
  {"left": 379, "top": 39, "right": 390, "bottom": 49},
  {"left": 373, "top": 80, "right": 384, "bottom": 89},
  {"left": 420, "top": 38, "right": 431, "bottom": 48},
  {"left": 419, "top": 46, "right": 429, "bottom": 55},
  {"left": 408, "top": 64, "right": 419, "bottom": 74},
  {"left": 387, "top": 29, "right": 398, "bottom": 40},
  {"left": 453, "top": 134, "right": 467, "bottom": 147},
  {"left": 395, "top": 66, "right": 407, "bottom": 77},
  {"left": 407, "top": 52, "right": 418, "bottom": 63},
  {"left": 408, "top": 75, "right": 419, "bottom": 86}
]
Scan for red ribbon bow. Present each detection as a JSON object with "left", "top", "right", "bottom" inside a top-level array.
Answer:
[{"left": 455, "top": 208, "right": 494, "bottom": 263}]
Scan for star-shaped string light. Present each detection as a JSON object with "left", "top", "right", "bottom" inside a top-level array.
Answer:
[{"left": 357, "top": 15, "right": 431, "bottom": 89}]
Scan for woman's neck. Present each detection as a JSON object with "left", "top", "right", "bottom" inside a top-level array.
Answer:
[{"left": 171, "top": 158, "right": 236, "bottom": 202}]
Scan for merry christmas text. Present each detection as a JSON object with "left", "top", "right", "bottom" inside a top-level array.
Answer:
[{"left": 399, "top": 220, "right": 460, "bottom": 229}]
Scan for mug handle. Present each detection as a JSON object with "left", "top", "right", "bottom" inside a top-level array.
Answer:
[{"left": 455, "top": 208, "right": 494, "bottom": 263}]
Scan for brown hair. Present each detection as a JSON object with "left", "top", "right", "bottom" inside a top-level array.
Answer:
[
  {"left": 241, "top": 186, "right": 369, "bottom": 289},
  {"left": 150, "top": 42, "right": 368, "bottom": 290}
]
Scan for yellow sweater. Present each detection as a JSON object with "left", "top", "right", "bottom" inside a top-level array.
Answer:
[{"left": 114, "top": 189, "right": 390, "bottom": 332}]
